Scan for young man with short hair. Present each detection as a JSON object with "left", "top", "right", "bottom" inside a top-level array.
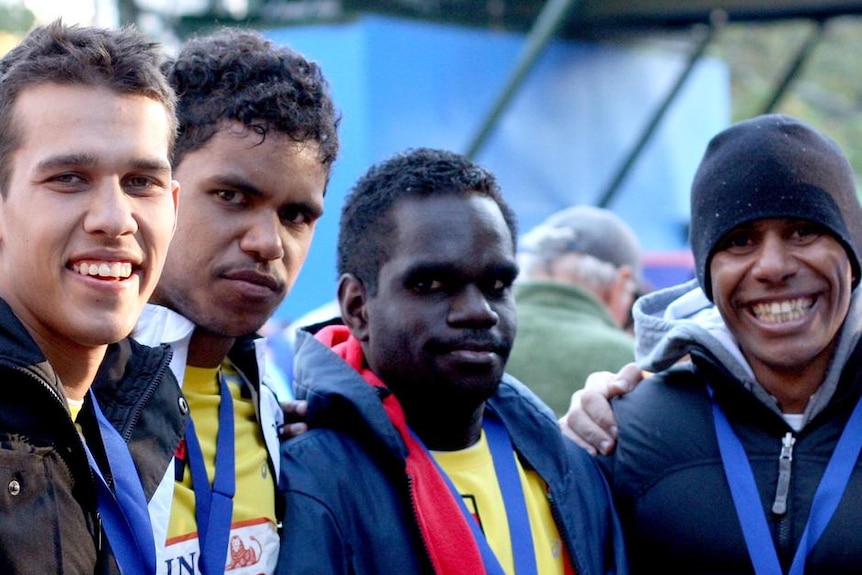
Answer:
[
  {"left": 0, "top": 20, "right": 182, "bottom": 574},
  {"left": 277, "top": 148, "right": 626, "bottom": 575}
]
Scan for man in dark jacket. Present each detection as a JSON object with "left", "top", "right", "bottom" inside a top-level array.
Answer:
[
  {"left": 563, "top": 114, "right": 862, "bottom": 574},
  {"left": 0, "top": 21, "right": 183, "bottom": 574},
  {"left": 276, "top": 148, "right": 626, "bottom": 575}
]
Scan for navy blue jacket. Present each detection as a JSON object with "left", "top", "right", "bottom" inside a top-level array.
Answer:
[{"left": 276, "top": 329, "right": 627, "bottom": 575}]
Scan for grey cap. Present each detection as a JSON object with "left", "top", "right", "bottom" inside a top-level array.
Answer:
[{"left": 519, "top": 205, "right": 644, "bottom": 287}]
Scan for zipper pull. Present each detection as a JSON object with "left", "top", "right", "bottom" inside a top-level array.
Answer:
[
  {"left": 772, "top": 432, "right": 795, "bottom": 515},
  {"left": 96, "top": 510, "right": 103, "bottom": 551}
]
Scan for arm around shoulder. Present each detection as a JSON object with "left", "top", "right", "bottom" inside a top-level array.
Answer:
[{"left": 559, "top": 362, "right": 644, "bottom": 455}]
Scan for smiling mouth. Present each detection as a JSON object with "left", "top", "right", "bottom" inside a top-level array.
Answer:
[
  {"left": 71, "top": 260, "right": 134, "bottom": 279},
  {"left": 751, "top": 297, "right": 813, "bottom": 324}
]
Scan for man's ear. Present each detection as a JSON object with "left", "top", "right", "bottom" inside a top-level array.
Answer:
[
  {"left": 0, "top": 195, "right": 6, "bottom": 243},
  {"left": 170, "top": 179, "right": 180, "bottom": 237},
  {"left": 338, "top": 273, "right": 370, "bottom": 341},
  {"left": 606, "top": 265, "right": 636, "bottom": 329}
]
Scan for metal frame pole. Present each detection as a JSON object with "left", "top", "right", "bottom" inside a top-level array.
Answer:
[{"left": 465, "top": 0, "right": 584, "bottom": 159}]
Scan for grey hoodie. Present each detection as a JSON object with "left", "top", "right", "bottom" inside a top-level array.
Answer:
[{"left": 632, "top": 278, "right": 862, "bottom": 428}]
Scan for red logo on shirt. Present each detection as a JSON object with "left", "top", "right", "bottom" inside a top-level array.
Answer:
[{"left": 227, "top": 535, "right": 262, "bottom": 570}]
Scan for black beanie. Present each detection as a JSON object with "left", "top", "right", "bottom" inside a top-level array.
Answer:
[{"left": 690, "top": 114, "right": 862, "bottom": 300}]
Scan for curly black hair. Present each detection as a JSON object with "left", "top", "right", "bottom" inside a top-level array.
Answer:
[
  {"left": 337, "top": 148, "right": 518, "bottom": 295},
  {"left": 164, "top": 27, "right": 339, "bottom": 170}
]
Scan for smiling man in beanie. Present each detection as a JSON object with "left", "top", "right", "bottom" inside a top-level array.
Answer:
[{"left": 562, "top": 114, "right": 862, "bottom": 573}]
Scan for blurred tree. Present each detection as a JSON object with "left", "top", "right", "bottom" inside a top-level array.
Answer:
[
  {"left": 117, "top": 0, "right": 141, "bottom": 26},
  {"left": 0, "top": 0, "right": 34, "bottom": 33},
  {"left": 711, "top": 17, "right": 862, "bottom": 174}
]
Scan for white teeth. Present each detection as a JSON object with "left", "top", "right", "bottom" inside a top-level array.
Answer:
[
  {"left": 72, "top": 261, "right": 133, "bottom": 279},
  {"left": 752, "top": 298, "right": 813, "bottom": 324}
]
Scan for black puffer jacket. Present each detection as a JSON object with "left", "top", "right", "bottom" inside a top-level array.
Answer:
[
  {"left": 0, "top": 298, "right": 186, "bottom": 574},
  {"left": 607, "top": 348, "right": 862, "bottom": 574},
  {"left": 604, "top": 281, "right": 862, "bottom": 574}
]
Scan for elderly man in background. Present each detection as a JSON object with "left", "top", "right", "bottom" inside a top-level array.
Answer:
[{"left": 506, "top": 205, "right": 643, "bottom": 415}]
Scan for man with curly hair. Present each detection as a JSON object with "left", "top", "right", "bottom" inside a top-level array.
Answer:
[{"left": 130, "top": 28, "right": 339, "bottom": 575}]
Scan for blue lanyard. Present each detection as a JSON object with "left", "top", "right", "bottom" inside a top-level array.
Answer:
[
  {"left": 184, "top": 369, "right": 236, "bottom": 575},
  {"left": 85, "top": 391, "right": 156, "bottom": 575},
  {"left": 710, "top": 387, "right": 862, "bottom": 575},
  {"left": 421, "top": 413, "right": 538, "bottom": 575},
  {"left": 484, "top": 414, "right": 538, "bottom": 575}
]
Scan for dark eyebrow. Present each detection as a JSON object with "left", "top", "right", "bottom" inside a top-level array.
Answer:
[
  {"left": 482, "top": 262, "right": 520, "bottom": 287},
  {"left": 211, "top": 174, "right": 259, "bottom": 195},
  {"left": 131, "top": 158, "right": 173, "bottom": 174},
  {"left": 35, "top": 153, "right": 98, "bottom": 172},
  {"left": 35, "top": 154, "right": 171, "bottom": 174},
  {"left": 403, "top": 261, "right": 458, "bottom": 277},
  {"left": 404, "top": 260, "right": 519, "bottom": 280}
]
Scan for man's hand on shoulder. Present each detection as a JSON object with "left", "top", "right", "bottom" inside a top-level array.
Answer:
[
  {"left": 279, "top": 400, "right": 309, "bottom": 439},
  {"left": 559, "top": 362, "right": 643, "bottom": 456}
]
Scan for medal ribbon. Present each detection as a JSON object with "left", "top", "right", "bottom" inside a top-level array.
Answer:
[{"left": 184, "top": 369, "right": 236, "bottom": 574}]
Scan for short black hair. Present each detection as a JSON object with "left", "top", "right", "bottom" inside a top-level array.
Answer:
[
  {"left": 338, "top": 147, "right": 517, "bottom": 294},
  {"left": 164, "top": 27, "right": 339, "bottom": 171}
]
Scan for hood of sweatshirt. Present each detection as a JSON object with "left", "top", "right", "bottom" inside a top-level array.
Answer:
[{"left": 632, "top": 278, "right": 862, "bottom": 425}]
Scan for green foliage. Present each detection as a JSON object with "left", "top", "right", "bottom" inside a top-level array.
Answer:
[
  {"left": 710, "top": 17, "right": 862, "bottom": 177},
  {"left": 0, "top": 1, "right": 34, "bottom": 33}
]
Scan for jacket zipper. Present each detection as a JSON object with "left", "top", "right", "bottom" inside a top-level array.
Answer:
[
  {"left": 772, "top": 431, "right": 795, "bottom": 554},
  {"left": 772, "top": 432, "right": 795, "bottom": 515},
  {"left": 95, "top": 511, "right": 103, "bottom": 552},
  {"left": 547, "top": 491, "right": 580, "bottom": 573},
  {"left": 121, "top": 346, "right": 173, "bottom": 441},
  {"left": 4, "top": 363, "right": 82, "bottom": 475}
]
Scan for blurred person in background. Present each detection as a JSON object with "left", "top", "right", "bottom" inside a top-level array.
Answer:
[{"left": 506, "top": 205, "right": 643, "bottom": 415}]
